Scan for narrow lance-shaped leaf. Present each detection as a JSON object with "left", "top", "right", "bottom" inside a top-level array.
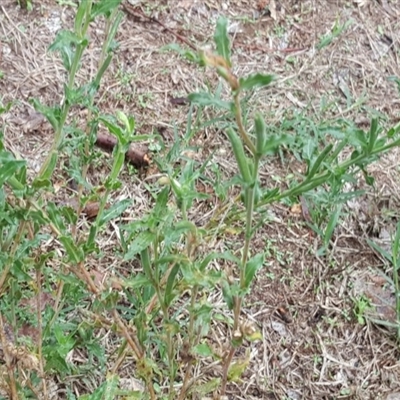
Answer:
[
  {"left": 100, "top": 116, "right": 128, "bottom": 146},
  {"left": 214, "top": 17, "right": 231, "bottom": 67},
  {"left": 324, "top": 205, "right": 342, "bottom": 246},
  {"left": 239, "top": 73, "right": 274, "bottom": 91},
  {"left": 254, "top": 113, "right": 266, "bottom": 156},
  {"left": 243, "top": 253, "right": 264, "bottom": 291},
  {"left": 226, "top": 127, "right": 252, "bottom": 183},
  {"left": 367, "top": 118, "right": 379, "bottom": 154},
  {"left": 164, "top": 264, "right": 180, "bottom": 307},
  {"left": 188, "top": 92, "right": 232, "bottom": 110},
  {"left": 306, "top": 144, "right": 333, "bottom": 179},
  {"left": 199, "top": 251, "right": 241, "bottom": 271},
  {"left": 392, "top": 221, "right": 400, "bottom": 264},
  {"left": 60, "top": 236, "right": 84, "bottom": 264},
  {"left": 124, "top": 231, "right": 156, "bottom": 260},
  {"left": 221, "top": 279, "right": 234, "bottom": 310},
  {"left": 99, "top": 199, "right": 132, "bottom": 226}
]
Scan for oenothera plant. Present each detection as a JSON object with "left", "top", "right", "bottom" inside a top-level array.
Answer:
[
  {"left": 0, "top": 1, "right": 155, "bottom": 398},
  {"left": 164, "top": 16, "right": 400, "bottom": 396}
]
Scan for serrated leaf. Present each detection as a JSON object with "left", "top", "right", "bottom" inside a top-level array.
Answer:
[
  {"left": 190, "top": 378, "right": 221, "bottom": 396},
  {"left": 91, "top": 0, "right": 122, "bottom": 18},
  {"left": 263, "top": 134, "right": 294, "bottom": 154},
  {"left": 99, "top": 116, "right": 128, "bottom": 146},
  {"left": 47, "top": 202, "right": 66, "bottom": 232},
  {"left": 239, "top": 73, "right": 274, "bottom": 91},
  {"left": 0, "top": 160, "right": 25, "bottom": 186},
  {"left": 48, "top": 30, "right": 82, "bottom": 71},
  {"left": 31, "top": 99, "right": 61, "bottom": 131},
  {"left": 228, "top": 350, "right": 250, "bottom": 382},
  {"left": 60, "top": 236, "right": 84, "bottom": 264},
  {"left": 188, "top": 92, "right": 232, "bottom": 110},
  {"left": 124, "top": 231, "right": 156, "bottom": 260},
  {"left": 214, "top": 17, "right": 231, "bottom": 67},
  {"left": 192, "top": 342, "right": 213, "bottom": 357},
  {"left": 161, "top": 43, "right": 201, "bottom": 63},
  {"left": 99, "top": 198, "right": 132, "bottom": 226},
  {"left": 79, "top": 374, "right": 119, "bottom": 400},
  {"left": 199, "top": 251, "right": 241, "bottom": 271}
]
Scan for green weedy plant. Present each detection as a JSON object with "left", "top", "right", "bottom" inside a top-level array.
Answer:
[
  {"left": 155, "top": 16, "right": 400, "bottom": 397},
  {"left": 0, "top": 1, "right": 154, "bottom": 398},
  {"left": 2, "top": 3, "right": 400, "bottom": 398}
]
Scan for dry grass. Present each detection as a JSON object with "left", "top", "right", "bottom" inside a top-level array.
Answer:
[{"left": 1, "top": 0, "right": 400, "bottom": 398}]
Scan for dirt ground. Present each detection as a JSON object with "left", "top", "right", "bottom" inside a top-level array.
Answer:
[{"left": 1, "top": 0, "right": 400, "bottom": 399}]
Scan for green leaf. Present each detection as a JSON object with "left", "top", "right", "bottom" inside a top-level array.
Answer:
[
  {"left": 324, "top": 205, "right": 342, "bottom": 246},
  {"left": 153, "top": 187, "right": 170, "bottom": 221},
  {"left": 228, "top": 350, "right": 250, "bottom": 382},
  {"left": 91, "top": 0, "right": 122, "bottom": 18},
  {"left": 99, "top": 199, "right": 132, "bottom": 226},
  {"left": 214, "top": 17, "right": 231, "bottom": 67},
  {"left": 79, "top": 374, "right": 119, "bottom": 400},
  {"left": 124, "top": 231, "right": 156, "bottom": 260},
  {"left": 188, "top": 92, "right": 232, "bottom": 110},
  {"left": 192, "top": 343, "right": 213, "bottom": 357},
  {"left": 367, "top": 118, "right": 379, "bottom": 154},
  {"left": 48, "top": 30, "right": 83, "bottom": 71},
  {"left": 74, "top": 1, "right": 87, "bottom": 34},
  {"left": 239, "top": 73, "right": 274, "bottom": 91},
  {"left": 116, "top": 111, "right": 135, "bottom": 135},
  {"left": 243, "top": 253, "right": 264, "bottom": 290},
  {"left": 164, "top": 264, "right": 180, "bottom": 307},
  {"left": 31, "top": 99, "right": 61, "bottom": 131},
  {"left": 0, "top": 101, "right": 12, "bottom": 115},
  {"left": 0, "top": 160, "right": 25, "bottom": 186},
  {"left": 60, "top": 236, "right": 84, "bottom": 264},
  {"left": 392, "top": 221, "right": 400, "bottom": 263},
  {"left": 109, "top": 149, "right": 125, "bottom": 181},
  {"left": 263, "top": 134, "right": 293, "bottom": 154},
  {"left": 190, "top": 378, "right": 221, "bottom": 396},
  {"left": 306, "top": 144, "right": 333, "bottom": 179},
  {"left": 226, "top": 127, "right": 252, "bottom": 183},
  {"left": 47, "top": 202, "right": 66, "bottom": 232},
  {"left": 254, "top": 113, "right": 266, "bottom": 155},
  {"left": 199, "top": 251, "right": 241, "bottom": 271},
  {"left": 38, "top": 152, "right": 58, "bottom": 181},
  {"left": 99, "top": 116, "right": 128, "bottom": 146},
  {"left": 31, "top": 178, "right": 52, "bottom": 190},
  {"left": 161, "top": 43, "right": 201, "bottom": 64},
  {"left": 221, "top": 278, "right": 234, "bottom": 310},
  {"left": 366, "top": 238, "right": 392, "bottom": 262}
]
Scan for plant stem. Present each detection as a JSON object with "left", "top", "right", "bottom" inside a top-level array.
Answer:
[
  {"left": 37, "top": 1, "right": 92, "bottom": 180},
  {"left": 220, "top": 88, "right": 261, "bottom": 393}
]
